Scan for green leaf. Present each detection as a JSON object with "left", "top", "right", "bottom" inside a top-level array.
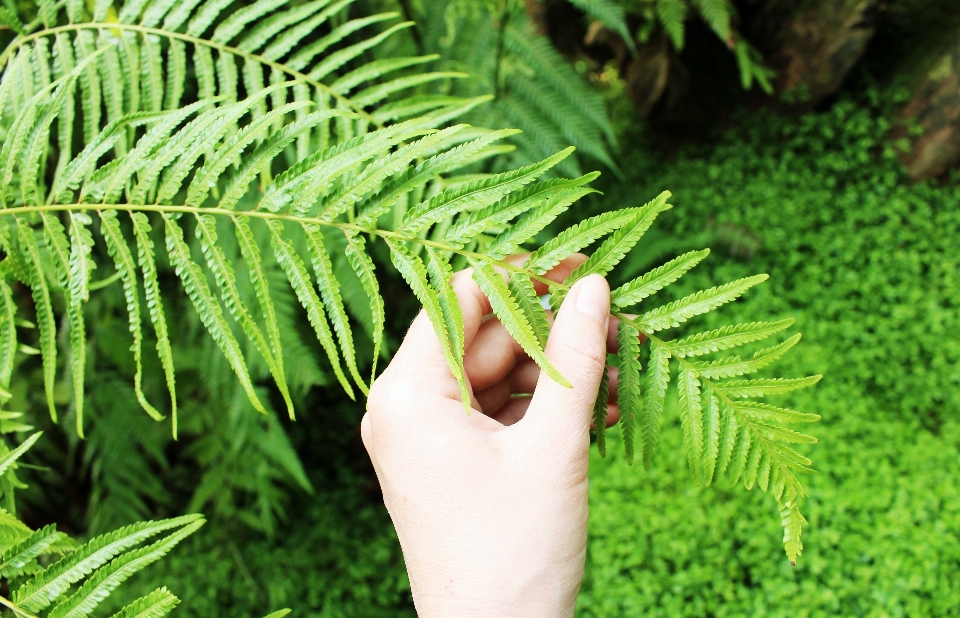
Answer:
[
  {"left": 195, "top": 214, "right": 294, "bottom": 416},
  {"left": 424, "top": 247, "right": 470, "bottom": 409},
  {"left": 636, "top": 275, "right": 769, "bottom": 333},
  {"left": 657, "top": 0, "right": 688, "bottom": 49},
  {"left": 690, "top": 333, "right": 802, "bottom": 379},
  {"left": 616, "top": 321, "right": 643, "bottom": 465},
  {"left": 47, "top": 519, "right": 204, "bottom": 618},
  {"left": 388, "top": 240, "right": 470, "bottom": 407},
  {"left": 669, "top": 319, "right": 795, "bottom": 358},
  {"left": 701, "top": 389, "right": 721, "bottom": 485},
  {"left": 525, "top": 207, "right": 644, "bottom": 276},
  {"left": 13, "top": 515, "right": 203, "bottom": 613},
  {"left": 593, "top": 367, "right": 610, "bottom": 457},
  {"left": 268, "top": 221, "right": 354, "bottom": 399},
  {"left": 131, "top": 213, "right": 178, "bottom": 436},
  {"left": 15, "top": 219, "right": 57, "bottom": 421},
  {"left": 343, "top": 232, "right": 384, "bottom": 383},
  {"left": 400, "top": 147, "right": 575, "bottom": 235},
  {"left": 108, "top": 588, "right": 180, "bottom": 618},
  {"left": 640, "top": 340, "right": 669, "bottom": 470},
  {"left": 733, "top": 401, "right": 821, "bottom": 424},
  {"left": 508, "top": 272, "right": 551, "bottom": 349},
  {"left": 262, "top": 611, "right": 292, "bottom": 618},
  {"left": 100, "top": 211, "right": 163, "bottom": 421},
  {"left": 715, "top": 376, "right": 823, "bottom": 398},
  {"left": 678, "top": 367, "right": 704, "bottom": 483},
  {"left": 779, "top": 490, "right": 807, "bottom": 565},
  {"left": 563, "top": 191, "right": 672, "bottom": 284},
  {"left": 303, "top": 224, "right": 365, "bottom": 395},
  {"left": 611, "top": 249, "right": 710, "bottom": 309},
  {"left": 568, "top": 0, "right": 637, "bottom": 56},
  {"left": 470, "top": 258, "right": 571, "bottom": 388},
  {"left": 0, "top": 431, "right": 40, "bottom": 478},
  {"left": 0, "top": 524, "right": 64, "bottom": 578},
  {"left": 163, "top": 214, "right": 265, "bottom": 413},
  {"left": 0, "top": 279, "right": 17, "bottom": 389}
]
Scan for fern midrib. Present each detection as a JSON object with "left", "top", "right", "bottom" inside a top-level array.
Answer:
[
  {"left": 0, "top": 593, "right": 36, "bottom": 618},
  {"left": 0, "top": 203, "right": 561, "bottom": 288},
  {"left": 0, "top": 22, "right": 380, "bottom": 127}
]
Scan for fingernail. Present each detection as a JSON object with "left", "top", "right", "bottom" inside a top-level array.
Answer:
[{"left": 574, "top": 275, "right": 610, "bottom": 325}]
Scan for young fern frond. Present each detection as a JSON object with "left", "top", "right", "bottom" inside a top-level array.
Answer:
[{"left": 0, "top": 0, "right": 820, "bottom": 565}]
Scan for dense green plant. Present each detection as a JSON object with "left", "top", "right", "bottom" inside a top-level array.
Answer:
[
  {"left": 0, "top": 0, "right": 817, "bottom": 560},
  {"left": 564, "top": 0, "right": 774, "bottom": 92}
]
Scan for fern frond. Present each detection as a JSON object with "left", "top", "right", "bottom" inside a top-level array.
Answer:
[
  {"left": 636, "top": 275, "right": 769, "bottom": 333},
  {"left": 669, "top": 319, "right": 795, "bottom": 358},
  {"left": 0, "top": 524, "right": 64, "bottom": 578},
  {"left": 0, "top": 280, "right": 16, "bottom": 389},
  {"left": 470, "top": 258, "right": 570, "bottom": 388},
  {"left": 15, "top": 219, "right": 57, "bottom": 421},
  {"left": 693, "top": 0, "right": 731, "bottom": 43},
  {"left": 424, "top": 247, "right": 470, "bottom": 407},
  {"left": 715, "top": 376, "right": 823, "bottom": 398},
  {"left": 13, "top": 515, "right": 203, "bottom": 613},
  {"left": 639, "top": 341, "right": 669, "bottom": 470},
  {"left": 700, "top": 389, "right": 721, "bottom": 485},
  {"left": 45, "top": 519, "right": 204, "bottom": 618},
  {"left": 568, "top": 0, "right": 637, "bottom": 56},
  {"left": 657, "top": 0, "right": 688, "bottom": 49},
  {"left": 678, "top": 367, "right": 704, "bottom": 482},
  {"left": 269, "top": 221, "right": 354, "bottom": 399},
  {"left": 108, "top": 588, "right": 179, "bottom": 618},
  {"left": 525, "top": 207, "right": 642, "bottom": 275},
  {"left": 690, "top": 333, "right": 802, "bottom": 379},
  {"left": 611, "top": 249, "right": 709, "bottom": 309}
]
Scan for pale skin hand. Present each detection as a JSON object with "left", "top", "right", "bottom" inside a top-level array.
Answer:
[{"left": 361, "top": 254, "right": 635, "bottom": 617}]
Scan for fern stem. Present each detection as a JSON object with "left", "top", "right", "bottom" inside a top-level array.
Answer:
[
  {"left": 0, "top": 23, "right": 380, "bottom": 127},
  {"left": 0, "top": 203, "right": 564, "bottom": 289}
]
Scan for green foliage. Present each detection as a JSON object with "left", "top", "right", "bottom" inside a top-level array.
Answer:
[
  {"left": 577, "top": 91, "right": 960, "bottom": 615},
  {"left": 402, "top": 0, "right": 621, "bottom": 177}
]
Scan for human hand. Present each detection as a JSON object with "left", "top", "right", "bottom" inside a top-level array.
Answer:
[{"left": 361, "top": 255, "right": 626, "bottom": 617}]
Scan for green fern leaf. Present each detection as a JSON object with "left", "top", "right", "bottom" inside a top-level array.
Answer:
[
  {"left": 593, "top": 367, "right": 610, "bottom": 457},
  {"left": 678, "top": 367, "right": 704, "bottom": 482},
  {"left": 690, "top": 333, "right": 801, "bottom": 379},
  {"left": 669, "top": 319, "right": 795, "bottom": 358},
  {"left": 74, "top": 31, "right": 103, "bottom": 144},
  {"left": 0, "top": 431, "right": 41, "bottom": 479},
  {"left": 0, "top": 7, "right": 24, "bottom": 34},
  {"left": 308, "top": 21, "right": 415, "bottom": 81},
  {"left": 524, "top": 207, "right": 642, "bottom": 275},
  {"left": 303, "top": 224, "right": 366, "bottom": 395},
  {"left": 617, "top": 320, "right": 642, "bottom": 465},
  {"left": 195, "top": 214, "right": 295, "bottom": 415},
  {"left": 733, "top": 401, "right": 820, "bottom": 424},
  {"left": 15, "top": 219, "right": 57, "bottom": 421},
  {"left": 568, "top": 0, "right": 637, "bottom": 56},
  {"left": 400, "top": 147, "right": 574, "bottom": 235},
  {"left": 694, "top": 0, "right": 731, "bottom": 42},
  {"left": 715, "top": 399, "right": 738, "bottom": 476},
  {"left": 262, "top": 611, "right": 292, "bottom": 618},
  {"left": 268, "top": 220, "right": 354, "bottom": 399},
  {"left": 640, "top": 340, "right": 669, "bottom": 469},
  {"left": 332, "top": 55, "right": 439, "bottom": 94},
  {"left": 0, "top": 279, "right": 16, "bottom": 388},
  {"left": 273, "top": 11, "right": 395, "bottom": 65},
  {"left": 485, "top": 185, "right": 592, "bottom": 260},
  {"left": 446, "top": 173, "right": 599, "bottom": 248},
  {"left": 715, "top": 376, "right": 822, "bottom": 398},
  {"left": 779, "top": 490, "right": 807, "bottom": 565},
  {"left": 657, "top": 0, "right": 688, "bottom": 49},
  {"left": 701, "top": 389, "right": 721, "bottom": 485},
  {"left": 425, "top": 248, "right": 466, "bottom": 378},
  {"left": 46, "top": 519, "right": 204, "bottom": 618},
  {"left": 131, "top": 213, "right": 178, "bottom": 435},
  {"left": 342, "top": 232, "right": 384, "bottom": 383},
  {"left": 100, "top": 211, "right": 163, "bottom": 422},
  {"left": 636, "top": 274, "right": 768, "bottom": 333},
  {"left": 212, "top": 0, "right": 292, "bottom": 44},
  {"left": 0, "top": 524, "right": 64, "bottom": 578},
  {"left": 611, "top": 249, "right": 710, "bottom": 309},
  {"left": 13, "top": 515, "right": 203, "bottom": 613},
  {"left": 164, "top": 214, "right": 266, "bottom": 413},
  {"left": 41, "top": 213, "right": 71, "bottom": 287},
  {"left": 508, "top": 272, "right": 551, "bottom": 349},
  {"left": 470, "top": 258, "right": 571, "bottom": 388},
  {"left": 388, "top": 240, "right": 470, "bottom": 407},
  {"left": 108, "top": 588, "right": 179, "bottom": 618}
]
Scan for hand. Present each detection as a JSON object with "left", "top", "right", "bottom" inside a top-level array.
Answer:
[{"left": 361, "top": 255, "right": 624, "bottom": 617}]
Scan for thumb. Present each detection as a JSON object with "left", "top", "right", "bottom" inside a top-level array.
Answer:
[{"left": 521, "top": 274, "right": 611, "bottom": 452}]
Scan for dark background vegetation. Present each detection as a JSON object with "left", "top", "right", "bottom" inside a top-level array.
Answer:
[{"left": 6, "top": 0, "right": 960, "bottom": 615}]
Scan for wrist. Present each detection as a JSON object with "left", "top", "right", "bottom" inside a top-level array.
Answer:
[{"left": 414, "top": 594, "right": 575, "bottom": 618}]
